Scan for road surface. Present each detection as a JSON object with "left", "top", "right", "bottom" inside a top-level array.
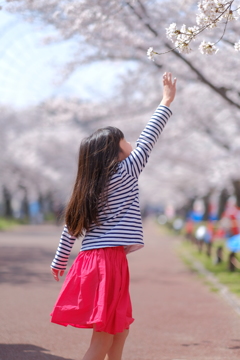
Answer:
[{"left": 1, "top": 219, "right": 240, "bottom": 360}]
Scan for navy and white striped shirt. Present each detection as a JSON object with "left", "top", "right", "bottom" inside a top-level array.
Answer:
[{"left": 51, "top": 105, "right": 172, "bottom": 270}]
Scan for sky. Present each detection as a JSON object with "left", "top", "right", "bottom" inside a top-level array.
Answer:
[{"left": 0, "top": 11, "right": 128, "bottom": 109}]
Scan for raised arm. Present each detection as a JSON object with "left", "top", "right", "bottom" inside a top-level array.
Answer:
[{"left": 122, "top": 72, "right": 177, "bottom": 178}]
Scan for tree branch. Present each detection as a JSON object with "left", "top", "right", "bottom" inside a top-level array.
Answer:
[
  {"left": 164, "top": 42, "right": 240, "bottom": 109},
  {"left": 126, "top": 0, "right": 240, "bottom": 110}
]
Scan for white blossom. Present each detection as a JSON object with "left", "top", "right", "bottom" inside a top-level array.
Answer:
[
  {"left": 186, "top": 26, "right": 199, "bottom": 40},
  {"left": 147, "top": 47, "right": 155, "bottom": 61},
  {"left": 179, "top": 24, "right": 188, "bottom": 41},
  {"left": 222, "top": 9, "right": 238, "bottom": 21},
  {"left": 179, "top": 24, "right": 199, "bottom": 42},
  {"left": 2, "top": 0, "right": 240, "bottom": 208},
  {"left": 166, "top": 0, "right": 238, "bottom": 55},
  {"left": 166, "top": 23, "right": 181, "bottom": 43},
  {"left": 196, "top": 0, "right": 230, "bottom": 27},
  {"left": 199, "top": 40, "right": 219, "bottom": 55},
  {"left": 234, "top": 41, "right": 240, "bottom": 51},
  {"left": 180, "top": 24, "right": 186, "bottom": 31},
  {"left": 166, "top": 23, "right": 199, "bottom": 46},
  {"left": 175, "top": 40, "right": 192, "bottom": 54},
  {"left": 196, "top": 12, "right": 207, "bottom": 27}
]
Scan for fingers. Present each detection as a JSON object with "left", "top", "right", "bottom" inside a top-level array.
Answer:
[
  {"left": 163, "top": 72, "right": 167, "bottom": 85},
  {"left": 51, "top": 268, "right": 65, "bottom": 281},
  {"left": 168, "top": 72, "right": 172, "bottom": 83},
  {"left": 163, "top": 72, "right": 171, "bottom": 83},
  {"left": 163, "top": 72, "right": 177, "bottom": 85},
  {"left": 51, "top": 268, "right": 60, "bottom": 281}
]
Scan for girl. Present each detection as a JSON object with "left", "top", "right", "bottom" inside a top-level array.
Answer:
[{"left": 50, "top": 72, "right": 177, "bottom": 360}]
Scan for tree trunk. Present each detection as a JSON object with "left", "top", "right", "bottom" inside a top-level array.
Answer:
[
  {"left": 215, "top": 246, "right": 223, "bottom": 264},
  {"left": 198, "top": 240, "right": 203, "bottom": 253},
  {"left": 218, "top": 188, "right": 229, "bottom": 219},
  {"left": 181, "top": 197, "right": 196, "bottom": 219},
  {"left": 229, "top": 252, "right": 236, "bottom": 272},
  {"left": 38, "top": 193, "right": 44, "bottom": 213},
  {"left": 232, "top": 180, "right": 240, "bottom": 207},
  {"left": 21, "top": 191, "right": 29, "bottom": 219},
  {"left": 206, "top": 242, "right": 212, "bottom": 257},
  {"left": 202, "top": 193, "right": 211, "bottom": 221},
  {"left": 3, "top": 186, "right": 13, "bottom": 218}
]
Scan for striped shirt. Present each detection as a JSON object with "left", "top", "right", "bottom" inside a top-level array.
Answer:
[{"left": 51, "top": 105, "right": 172, "bottom": 270}]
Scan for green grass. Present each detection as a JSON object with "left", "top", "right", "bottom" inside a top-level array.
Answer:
[
  {"left": 0, "top": 212, "right": 59, "bottom": 230},
  {"left": 177, "top": 237, "right": 240, "bottom": 298},
  {"left": 155, "top": 219, "right": 240, "bottom": 297},
  {"left": 0, "top": 217, "right": 23, "bottom": 231},
  {"left": 44, "top": 212, "right": 56, "bottom": 222}
]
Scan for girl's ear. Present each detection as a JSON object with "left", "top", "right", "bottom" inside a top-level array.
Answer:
[{"left": 118, "top": 147, "right": 124, "bottom": 162}]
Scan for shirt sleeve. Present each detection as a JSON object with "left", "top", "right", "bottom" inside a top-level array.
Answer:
[
  {"left": 121, "top": 105, "right": 172, "bottom": 178},
  {"left": 51, "top": 225, "right": 77, "bottom": 270}
]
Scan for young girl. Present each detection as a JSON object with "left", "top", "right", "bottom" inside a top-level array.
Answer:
[{"left": 50, "top": 72, "right": 177, "bottom": 360}]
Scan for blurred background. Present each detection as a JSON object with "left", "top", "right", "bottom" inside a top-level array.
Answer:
[{"left": 0, "top": 0, "right": 240, "bottom": 241}]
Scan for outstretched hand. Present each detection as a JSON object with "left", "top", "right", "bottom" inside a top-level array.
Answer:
[
  {"left": 160, "top": 72, "right": 177, "bottom": 108},
  {"left": 51, "top": 267, "right": 65, "bottom": 281}
]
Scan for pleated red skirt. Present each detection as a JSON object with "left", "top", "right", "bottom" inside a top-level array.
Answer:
[{"left": 50, "top": 246, "right": 134, "bottom": 335}]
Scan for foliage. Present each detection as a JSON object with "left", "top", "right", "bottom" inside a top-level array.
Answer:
[{"left": 1, "top": 0, "right": 240, "bottom": 209}]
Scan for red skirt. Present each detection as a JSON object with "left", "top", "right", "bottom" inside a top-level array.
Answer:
[{"left": 50, "top": 246, "right": 134, "bottom": 335}]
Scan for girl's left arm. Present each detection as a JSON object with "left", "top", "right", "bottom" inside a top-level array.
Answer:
[{"left": 50, "top": 225, "right": 77, "bottom": 280}]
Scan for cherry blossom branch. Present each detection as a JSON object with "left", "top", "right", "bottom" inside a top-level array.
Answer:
[
  {"left": 147, "top": 0, "right": 240, "bottom": 57},
  {"left": 126, "top": 1, "right": 240, "bottom": 109}
]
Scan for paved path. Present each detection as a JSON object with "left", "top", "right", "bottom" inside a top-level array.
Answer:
[{"left": 1, "top": 219, "right": 240, "bottom": 360}]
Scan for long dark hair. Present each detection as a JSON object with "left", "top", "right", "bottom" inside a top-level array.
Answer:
[{"left": 65, "top": 126, "right": 124, "bottom": 237}]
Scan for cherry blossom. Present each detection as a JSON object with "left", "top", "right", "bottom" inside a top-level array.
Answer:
[
  {"left": 234, "top": 40, "right": 240, "bottom": 51},
  {"left": 199, "top": 40, "right": 219, "bottom": 54},
  {"left": 147, "top": 47, "right": 155, "bottom": 61},
  {"left": 162, "top": 0, "right": 240, "bottom": 56},
  {"left": 1, "top": 0, "right": 240, "bottom": 210},
  {"left": 175, "top": 40, "right": 192, "bottom": 54},
  {"left": 166, "top": 23, "right": 181, "bottom": 42}
]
